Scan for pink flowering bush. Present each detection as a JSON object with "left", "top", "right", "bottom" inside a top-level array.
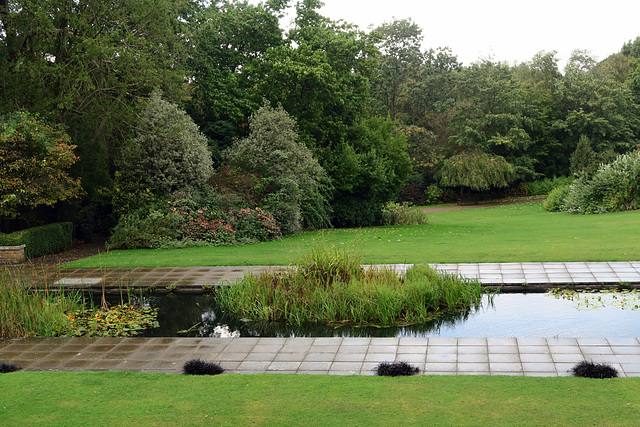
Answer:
[
  {"left": 170, "top": 197, "right": 280, "bottom": 245},
  {"left": 232, "top": 207, "right": 281, "bottom": 242}
]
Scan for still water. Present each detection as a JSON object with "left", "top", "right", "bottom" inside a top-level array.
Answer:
[{"left": 109, "top": 292, "right": 640, "bottom": 338}]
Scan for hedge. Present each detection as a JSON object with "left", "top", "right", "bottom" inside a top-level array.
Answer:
[{"left": 0, "top": 222, "right": 73, "bottom": 259}]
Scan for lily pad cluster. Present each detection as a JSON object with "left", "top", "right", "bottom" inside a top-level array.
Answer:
[{"left": 66, "top": 304, "right": 159, "bottom": 337}]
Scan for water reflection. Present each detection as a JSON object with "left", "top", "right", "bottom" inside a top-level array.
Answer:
[{"left": 107, "top": 293, "right": 640, "bottom": 338}]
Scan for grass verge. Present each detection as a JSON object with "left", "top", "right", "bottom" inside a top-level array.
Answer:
[
  {"left": 65, "top": 202, "right": 640, "bottom": 267},
  {"left": 1, "top": 372, "right": 639, "bottom": 426}
]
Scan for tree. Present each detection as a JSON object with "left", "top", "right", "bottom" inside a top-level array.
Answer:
[
  {"left": 188, "top": 0, "right": 285, "bottom": 161},
  {"left": 114, "top": 91, "right": 213, "bottom": 212},
  {"left": 226, "top": 101, "right": 331, "bottom": 233},
  {"left": 372, "top": 18, "right": 423, "bottom": 121},
  {"left": 436, "top": 151, "right": 514, "bottom": 193},
  {"left": 0, "top": 111, "right": 82, "bottom": 220},
  {"left": 0, "top": 0, "right": 190, "bottom": 197}
]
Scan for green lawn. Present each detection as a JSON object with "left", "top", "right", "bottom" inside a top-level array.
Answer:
[
  {"left": 1, "top": 372, "right": 638, "bottom": 426},
  {"left": 66, "top": 202, "right": 640, "bottom": 268}
]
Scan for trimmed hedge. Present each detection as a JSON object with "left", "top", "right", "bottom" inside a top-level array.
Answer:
[{"left": 0, "top": 222, "right": 73, "bottom": 259}]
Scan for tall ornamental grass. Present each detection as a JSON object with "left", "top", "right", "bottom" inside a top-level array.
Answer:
[
  {"left": 216, "top": 248, "right": 483, "bottom": 326},
  {"left": 0, "top": 273, "right": 81, "bottom": 338}
]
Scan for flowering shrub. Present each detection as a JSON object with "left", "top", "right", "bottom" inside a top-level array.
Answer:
[
  {"left": 170, "top": 200, "right": 236, "bottom": 246},
  {"left": 232, "top": 207, "right": 281, "bottom": 243},
  {"left": 170, "top": 198, "right": 280, "bottom": 245}
]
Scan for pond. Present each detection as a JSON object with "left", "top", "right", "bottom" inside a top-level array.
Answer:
[{"left": 106, "top": 291, "right": 640, "bottom": 338}]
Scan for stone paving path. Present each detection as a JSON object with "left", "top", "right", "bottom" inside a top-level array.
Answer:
[
  {"left": 9, "top": 261, "right": 640, "bottom": 293},
  {"left": 2, "top": 261, "right": 639, "bottom": 377},
  {"left": 2, "top": 336, "right": 639, "bottom": 377}
]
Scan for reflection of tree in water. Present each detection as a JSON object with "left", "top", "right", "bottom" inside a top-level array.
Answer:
[{"left": 127, "top": 294, "right": 486, "bottom": 338}]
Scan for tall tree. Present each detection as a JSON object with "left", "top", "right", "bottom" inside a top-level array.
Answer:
[
  {"left": 372, "top": 18, "right": 423, "bottom": 121},
  {"left": 0, "top": 0, "right": 190, "bottom": 196},
  {"left": 188, "top": 0, "right": 285, "bottom": 161}
]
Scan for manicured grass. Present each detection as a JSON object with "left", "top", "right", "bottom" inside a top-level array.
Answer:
[
  {"left": 66, "top": 202, "right": 640, "bottom": 267},
  {"left": 1, "top": 372, "right": 639, "bottom": 426}
]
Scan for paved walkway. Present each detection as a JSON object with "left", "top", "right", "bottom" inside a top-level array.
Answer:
[
  {"left": 2, "top": 261, "right": 639, "bottom": 377},
  {"left": 9, "top": 261, "right": 640, "bottom": 293},
  {"left": 2, "top": 336, "right": 639, "bottom": 377}
]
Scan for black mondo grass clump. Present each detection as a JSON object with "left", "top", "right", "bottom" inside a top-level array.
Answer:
[
  {"left": 0, "top": 362, "right": 22, "bottom": 373},
  {"left": 375, "top": 361, "right": 420, "bottom": 377},
  {"left": 183, "top": 359, "right": 224, "bottom": 376},
  {"left": 572, "top": 361, "right": 619, "bottom": 379}
]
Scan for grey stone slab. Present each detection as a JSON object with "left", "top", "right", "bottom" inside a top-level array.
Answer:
[
  {"left": 428, "top": 346, "right": 457, "bottom": 354},
  {"left": 488, "top": 346, "right": 518, "bottom": 354},
  {"left": 398, "top": 337, "right": 428, "bottom": 346},
  {"left": 489, "top": 353, "right": 520, "bottom": 363},
  {"left": 458, "top": 338, "right": 487, "bottom": 346},
  {"left": 607, "top": 338, "right": 639, "bottom": 346},
  {"left": 396, "top": 354, "right": 427, "bottom": 363},
  {"left": 489, "top": 362, "right": 523, "bottom": 373},
  {"left": 368, "top": 345, "right": 398, "bottom": 354},
  {"left": 334, "top": 352, "right": 366, "bottom": 362},
  {"left": 337, "top": 345, "right": 369, "bottom": 354},
  {"left": 457, "top": 362, "right": 490, "bottom": 373},
  {"left": 305, "top": 352, "right": 337, "bottom": 362},
  {"left": 426, "top": 353, "right": 457, "bottom": 363},
  {"left": 299, "top": 361, "right": 332, "bottom": 371},
  {"left": 517, "top": 338, "right": 548, "bottom": 346},
  {"left": 611, "top": 346, "right": 640, "bottom": 355},
  {"left": 274, "top": 352, "right": 305, "bottom": 362},
  {"left": 580, "top": 346, "right": 614, "bottom": 355},
  {"left": 341, "top": 338, "right": 371, "bottom": 346},
  {"left": 551, "top": 353, "right": 584, "bottom": 363},
  {"left": 329, "top": 362, "right": 362, "bottom": 373},
  {"left": 548, "top": 345, "right": 582, "bottom": 354},
  {"left": 425, "top": 362, "right": 457, "bottom": 372},
  {"left": 520, "top": 353, "right": 553, "bottom": 363},
  {"left": 364, "top": 353, "right": 396, "bottom": 362},
  {"left": 267, "top": 361, "right": 301, "bottom": 371},
  {"left": 458, "top": 353, "right": 488, "bottom": 363}
]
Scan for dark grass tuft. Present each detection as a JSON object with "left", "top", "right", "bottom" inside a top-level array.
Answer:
[
  {"left": 182, "top": 359, "right": 224, "bottom": 376},
  {"left": 0, "top": 362, "right": 22, "bottom": 373},
  {"left": 374, "top": 361, "right": 420, "bottom": 377},
  {"left": 572, "top": 361, "right": 618, "bottom": 379}
]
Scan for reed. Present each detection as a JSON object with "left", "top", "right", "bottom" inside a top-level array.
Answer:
[
  {"left": 216, "top": 248, "right": 483, "bottom": 326},
  {"left": 0, "top": 271, "right": 82, "bottom": 338}
]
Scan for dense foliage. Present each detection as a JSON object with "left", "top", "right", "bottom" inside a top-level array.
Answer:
[
  {"left": 4, "top": 0, "right": 640, "bottom": 240},
  {"left": 0, "top": 222, "right": 72, "bottom": 258},
  {"left": 0, "top": 112, "right": 82, "bottom": 221},
  {"left": 546, "top": 151, "right": 640, "bottom": 214}
]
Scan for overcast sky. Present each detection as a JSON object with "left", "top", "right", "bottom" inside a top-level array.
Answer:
[{"left": 278, "top": 0, "right": 640, "bottom": 70}]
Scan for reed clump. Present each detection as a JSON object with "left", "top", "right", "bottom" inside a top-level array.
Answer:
[
  {"left": 0, "top": 272, "right": 82, "bottom": 338},
  {"left": 216, "top": 248, "right": 483, "bottom": 326}
]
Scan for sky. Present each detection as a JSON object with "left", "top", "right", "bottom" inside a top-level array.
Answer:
[{"left": 278, "top": 0, "right": 640, "bottom": 70}]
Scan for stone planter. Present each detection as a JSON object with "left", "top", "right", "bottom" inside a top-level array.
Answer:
[{"left": 0, "top": 244, "right": 26, "bottom": 264}]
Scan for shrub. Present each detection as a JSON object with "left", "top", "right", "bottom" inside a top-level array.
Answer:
[
  {"left": 563, "top": 151, "right": 640, "bottom": 214},
  {"left": 374, "top": 361, "right": 420, "bottom": 377},
  {"left": 572, "top": 361, "right": 618, "bottom": 379},
  {"left": 216, "top": 248, "right": 483, "bottom": 326},
  {"left": 543, "top": 185, "right": 571, "bottom": 212},
  {"left": 381, "top": 203, "right": 428, "bottom": 225},
  {"left": 522, "top": 176, "right": 574, "bottom": 197},
  {"left": 114, "top": 90, "right": 213, "bottom": 213},
  {"left": 107, "top": 209, "right": 181, "bottom": 250},
  {"left": 183, "top": 359, "right": 224, "bottom": 375},
  {"left": 226, "top": 101, "right": 331, "bottom": 234},
  {"left": 0, "top": 222, "right": 73, "bottom": 259}
]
